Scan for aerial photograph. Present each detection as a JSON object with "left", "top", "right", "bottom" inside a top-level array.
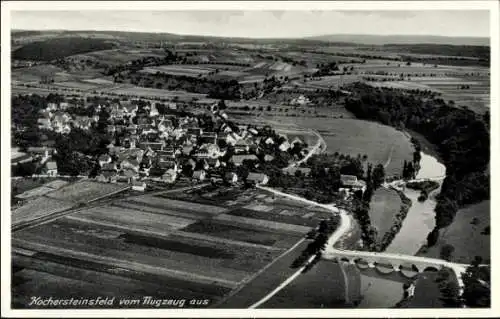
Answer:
[{"left": 4, "top": 2, "right": 494, "bottom": 313}]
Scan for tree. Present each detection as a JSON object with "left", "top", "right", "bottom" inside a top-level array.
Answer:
[
  {"left": 440, "top": 244, "right": 455, "bottom": 261},
  {"left": 462, "top": 263, "right": 490, "bottom": 307},
  {"left": 371, "top": 164, "right": 385, "bottom": 189},
  {"left": 427, "top": 227, "right": 440, "bottom": 247},
  {"left": 12, "top": 162, "right": 37, "bottom": 177},
  {"left": 436, "top": 268, "right": 462, "bottom": 307},
  {"left": 218, "top": 99, "right": 227, "bottom": 110},
  {"left": 435, "top": 198, "right": 459, "bottom": 228}
]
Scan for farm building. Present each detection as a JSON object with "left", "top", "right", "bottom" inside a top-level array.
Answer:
[
  {"left": 98, "top": 154, "right": 112, "bottom": 167},
  {"left": 340, "top": 174, "right": 366, "bottom": 193},
  {"left": 247, "top": 172, "right": 269, "bottom": 185},
  {"left": 162, "top": 169, "right": 177, "bottom": 184},
  {"left": 279, "top": 140, "right": 291, "bottom": 152},
  {"left": 290, "top": 95, "right": 311, "bottom": 106},
  {"left": 192, "top": 170, "right": 206, "bottom": 181},
  {"left": 231, "top": 154, "right": 259, "bottom": 166},
  {"left": 225, "top": 172, "right": 238, "bottom": 184},
  {"left": 45, "top": 161, "right": 58, "bottom": 176},
  {"left": 286, "top": 166, "right": 311, "bottom": 177},
  {"left": 132, "top": 181, "right": 146, "bottom": 192},
  {"left": 234, "top": 139, "right": 250, "bottom": 153}
]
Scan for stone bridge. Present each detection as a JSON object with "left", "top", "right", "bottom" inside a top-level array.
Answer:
[{"left": 323, "top": 249, "right": 468, "bottom": 280}]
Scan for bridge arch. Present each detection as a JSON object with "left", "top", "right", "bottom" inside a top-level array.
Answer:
[
  {"left": 374, "top": 261, "right": 396, "bottom": 274},
  {"left": 423, "top": 266, "right": 440, "bottom": 272},
  {"left": 355, "top": 258, "right": 370, "bottom": 269},
  {"left": 399, "top": 264, "right": 419, "bottom": 278}
]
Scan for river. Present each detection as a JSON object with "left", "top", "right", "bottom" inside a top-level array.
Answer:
[
  {"left": 355, "top": 151, "right": 446, "bottom": 308},
  {"left": 385, "top": 152, "right": 446, "bottom": 255}
]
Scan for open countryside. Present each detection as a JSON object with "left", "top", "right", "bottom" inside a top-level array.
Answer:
[{"left": 9, "top": 10, "right": 491, "bottom": 311}]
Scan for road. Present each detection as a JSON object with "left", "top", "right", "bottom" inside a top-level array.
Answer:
[
  {"left": 250, "top": 185, "right": 470, "bottom": 308},
  {"left": 285, "top": 129, "right": 326, "bottom": 170}
]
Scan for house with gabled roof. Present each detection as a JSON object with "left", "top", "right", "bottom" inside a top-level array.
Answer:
[
  {"left": 131, "top": 180, "right": 146, "bottom": 192},
  {"left": 98, "top": 154, "right": 112, "bottom": 167},
  {"left": 120, "top": 101, "right": 138, "bottom": 117},
  {"left": 121, "top": 158, "right": 140, "bottom": 173},
  {"left": 192, "top": 170, "right": 206, "bottom": 181},
  {"left": 45, "top": 161, "right": 58, "bottom": 177},
  {"left": 224, "top": 172, "right": 238, "bottom": 184},
  {"left": 231, "top": 154, "right": 259, "bottom": 166},
  {"left": 37, "top": 118, "right": 52, "bottom": 130},
  {"left": 279, "top": 140, "right": 291, "bottom": 152},
  {"left": 234, "top": 139, "right": 250, "bottom": 153},
  {"left": 246, "top": 172, "right": 269, "bottom": 185},
  {"left": 162, "top": 169, "right": 177, "bottom": 184}
]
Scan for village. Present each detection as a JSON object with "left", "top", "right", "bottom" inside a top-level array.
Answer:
[{"left": 12, "top": 96, "right": 322, "bottom": 193}]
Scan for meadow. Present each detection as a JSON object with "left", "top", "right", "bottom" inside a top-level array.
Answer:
[
  {"left": 257, "top": 116, "right": 414, "bottom": 176},
  {"left": 417, "top": 200, "right": 490, "bottom": 264},
  {"left": 368, "top": 188, "right": 403, "bottom": 242}
]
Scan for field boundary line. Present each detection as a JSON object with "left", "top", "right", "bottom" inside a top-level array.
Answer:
[
  {"left": 64, "top": 214, "right": 283, "bottom": 252},
  {"left": 249, "top": 253, "right": 316, "bottom": 309},
  {"left": 212, "top": 237, "right": 306, "bottom": 308}
]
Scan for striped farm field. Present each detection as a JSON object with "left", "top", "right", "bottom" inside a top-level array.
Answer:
[
  {"left": 214, "top": 213, "right": 311, "bottom": 235},
  {"left": 12, "top": 216, "right": 285, "bottom": 290},
  {"left": 13, "top": 236, "right": 242, "bottom": 288},
  {"left": 67, "top": 205, "right": 196, "bottom": 232},
  {"left": 227, "top": 207, "right": 332, "bottom": 228},
  {"left": 111, "top": 201, "right": 209, "bottom": 220},
  {"left": 182, "top": 219, "right": 302, "bottom": 249},
  {"left": 142, "top": 195, "right": 228, "bottom": 215}
]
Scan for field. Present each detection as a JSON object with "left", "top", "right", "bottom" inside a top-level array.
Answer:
[
  {"left": 417, "top": 200, "right": 490, "bottom": 264},
  {"left": 101, "top": 85, "right": 208, "bottom": 100},
  {"left": 140, "top": 65, "right": 216, "bottom": 78},
  {"left": 285, "top": 74, "right": 361, "bottom": 90},
  {"left": 253, "top": 117, "right": 414, "bottom": 176},
  {"left": 357, "top": 61, "right": 490, "bottom": 114},
  {"left": 260, "top": 259, "right": 353, "bottom": 308},
  {"left": 12, "top": 187, "right": 324, "bottom": 308},
  {"left": 45, "top": 180, "right": 130, "bottom": 203},
  {"left": 12, "top": 65, "right": 71, "bottom": 83},
  {"left": 71, "top": 48, "right": 166, "bottom": 65},
  {"left": 12, "top": 197, "right": 75, "bottom": 227},
  {"left": 368, "top": 188, "right": 403, "bottom": 241}
]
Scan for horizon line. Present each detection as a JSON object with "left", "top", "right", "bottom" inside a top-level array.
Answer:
[{"left": 11, "top": 28, "right": 490, "bottom": 41}]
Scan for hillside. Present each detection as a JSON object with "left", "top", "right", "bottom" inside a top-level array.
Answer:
[
  {"left": 306, "top": 34, "right": 489, "bottom": 46},
  {"left": 12, "top": 37, "right": 117, "bottom": 61}
]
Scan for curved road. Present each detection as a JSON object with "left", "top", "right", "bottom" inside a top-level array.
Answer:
[
  {"left": 285, "top": 129, "right": 326, "bottom": 170},
  {"left": 250, "top": 185, "right": 468, "bottom": 308}
]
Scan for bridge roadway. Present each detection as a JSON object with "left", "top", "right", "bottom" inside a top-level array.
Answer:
[{"left": 252, "top": 185, "right": 469, "bottom": 308}]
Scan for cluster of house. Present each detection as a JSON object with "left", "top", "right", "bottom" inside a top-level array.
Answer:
[
  {"left": 26, "top": 98, "right": 318, "bottom": 191},
  {"left": 37, "top": 101, "right": 99, "bottom": 133},
  {"left": 11, "top": 146, "right": 59, "bottom": 176},
  {"left": 87, "top": 100, "right": 309, "bottom": 191}
]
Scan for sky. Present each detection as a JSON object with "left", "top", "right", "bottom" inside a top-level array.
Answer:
[{"left": 11, "top": 10, "right": 490, "bottom": 38}]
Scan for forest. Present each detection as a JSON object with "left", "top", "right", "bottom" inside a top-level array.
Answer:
[{"left": 13, "top": 37, "right": 116, "bottom": 61}]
